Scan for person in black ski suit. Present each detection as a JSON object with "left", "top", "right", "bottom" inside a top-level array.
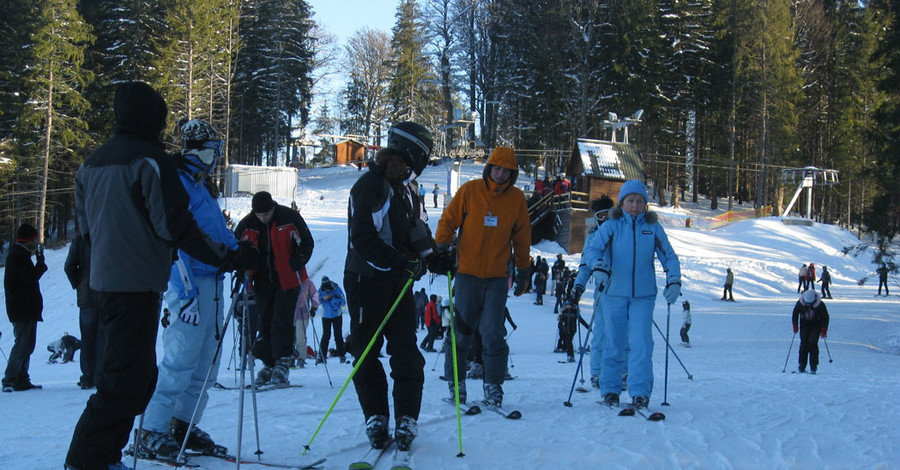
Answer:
[
  {"left": 344, "top": 122, "right": 452, "bottom": 453},
  {"left": 558, "top": 298, "right": 590, "bottom": 362},
  {"left": 2, "top": 223, "right": 47, "bottom": 393},
  {"left": 792, "top": 290, "right": 830, "bottom": 374},
  {"left": 65, "top": 82, "right": 257, "bottom": 470},
  {"left": 64, "top": 232, "right": 105, "bottom": 389},
  {"left": 819, "top": 266, "right": 832, "bottom": 299}
]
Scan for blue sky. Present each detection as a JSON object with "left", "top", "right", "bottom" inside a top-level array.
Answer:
[{"left": 308, "top": 0, "right": 398, "bottom": 45}]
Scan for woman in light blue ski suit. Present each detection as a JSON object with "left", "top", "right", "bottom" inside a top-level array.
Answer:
[{"left": 575, "top": 180, "right": 680, "bottom": 409}]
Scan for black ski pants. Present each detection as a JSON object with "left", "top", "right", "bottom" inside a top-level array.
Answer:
[
  {"left": 252, "top": 280, "right": 300, "bottom": 366},
  {"left": 319, "top": 316, "right": 345, "bottom": 358},
  {"left": 798, "top": 326, "right": 821, "bottom": 371},
  {"left": 66, "top": 291, "right": 160, "bottom": 470},
  {"left": 345, "top": 272, "right": 424, "bottom": 423},
  {"left": 2, "top": 320, "right": 37, "bottom": 388},
  {"left": 680, "top": 322, "right": 691, "bottom": 344},
  {"left": 79, "top": 306, "right": 106, "bottom": 387}
]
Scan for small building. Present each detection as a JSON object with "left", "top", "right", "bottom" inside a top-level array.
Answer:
[
  {"left": 557, "top": 138, "right": 646, "bottom": 253},
  {"left": 333, "top": 140, "right": 366, "bottom": 165},
  {"left": 223, "top": 164, "right": 298, "bottom": 201}
]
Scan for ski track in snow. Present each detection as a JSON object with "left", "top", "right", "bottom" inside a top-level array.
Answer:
[{"left": 1, "top": 162, "right": 898, "bottom": 469}]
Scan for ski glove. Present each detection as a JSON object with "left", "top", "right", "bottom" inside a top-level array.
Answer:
[
  {"left": 591, "top": 262, "right": 610, "bottom": 292},
  {"left": 793, "top": 323, "right": 798, "bottom": 334},
  {"left": 663, "top": 282, "right": 681, "bottom": 305},
  {"left": 223, "top": 241, "right": 259, "bottom": 272},
  {"left": 288, "top": 252, "right": 307, "bottom": 272},
  {"left": 404, "top": 256, "right": 427, "bottom": 281},
  {"left": 513, "top": 269, "right": 530, "bottom": 296},
  {"left": 426, "top": 247, "right": 455, "bottom": 276},
  {"left": 178, "top": 298, "right": 200, "bottom": 326},
  {"left": 820, "top": 328, "right": 827, "bottom": 338},
  {"left": 572, "top": 285, "right": 585, "bottom": 303},
  {"left": 310, "top": 305, "right": 317, "bottom": 317}
]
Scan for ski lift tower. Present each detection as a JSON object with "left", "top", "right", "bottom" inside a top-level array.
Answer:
[{"left": 780, "top": 166, "right": 839, "bottom": 220}]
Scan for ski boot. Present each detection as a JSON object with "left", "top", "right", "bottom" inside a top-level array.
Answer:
[
  {"left": 365, "top": 415, "right": 390, "bottom": 449},
  {"left": 170, "top": 418, "right": 228, "bottom": 457},
  {"left": 590, "top": 374, "right": 600, "bottom": 390},
  {"left": 483, "top": 383, "right": 503, "bottom": 407},
  {"left": 394, "top": 416, "right": 417, "bottom": 451},
  {"left": 601, "top": 393, "right": 619, "bottom": 407},
  {"left": 632, "top": 395, "right": 650, "bottom": 410},
  {"left": 255, "top": 366, "right": 273, "bottom": 386},
  {"left": 136, "top": 429, "right": 180, "bottom": 461},
  {"left": 270, "top": 357, "right": 291, "bottom": 386},
  {"left": 448, "top": 380, "right": 467, "bottom": 404}
]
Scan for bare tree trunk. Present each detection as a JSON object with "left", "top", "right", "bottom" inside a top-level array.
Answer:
[{"left": 39, "top": 67, "right": 53, "bottom": 244}]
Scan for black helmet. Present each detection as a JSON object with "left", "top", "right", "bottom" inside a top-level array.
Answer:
[
  {"left": 682, "top": 300, "right": 690, "bottom": 309},
  {"left": 387, "top": 121, "right": 433, "bottom": 177}
]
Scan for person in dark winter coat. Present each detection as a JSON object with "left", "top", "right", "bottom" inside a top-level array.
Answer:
[
  {"left": 876, "top": 264, "right": 889, "bottom": 296},
  {"left": 47, "top": 333, "right": 81, "bottom": 364},
  {"left": 819, "top": 266, "right": 832, "bottom": 299},
  {"left": 235, "top": 190, "right": 315, "bottom": 387},
  {"left": 558, "top": 298, "right": 590, "bottom": 362},
  {"left": 344, "top": 121, "right": 451, "bottom": 453},
  {"left": 317, "top": 277, "right": 347, "bottom": 363},
  {"left": 680, "top": 300, "right": 692, "bottom": 347},
  {"left": 792, "top": 290, "right": 830, "bottom": 374},
  {"left": 3, "top": 223, "right": 47, "bottom": 393},
  {"left": 414, "top": 288, "right": 428, "bottom": 330},
  {"left": 722, "top": 268, "right": 734, "bottom": 301},
  {"left": 65, "top": 82, "right": 257, "bottom": 470},
  {"left": 551, "top": 254, "right": 565, "bottom": 293},
  {"left": 64, "top": 232, "right": 105, "bottom": 389},
  {"left": 533, "top": 258, "right": 547, "bottom": 306},
  {"left": 806, "top": 263, "right": 817, "bottom": 290}
]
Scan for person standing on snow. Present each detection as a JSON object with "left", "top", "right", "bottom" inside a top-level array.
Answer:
[
  {"left": 64, "top": 231, "right": 105, "bottom": 390},
  {"left": 797, "top": 264, "right": 808, "bottom": 293},
  {"left": 293, "top": 276, "right": 318, "bottom": 368},
  {"left": 792, "top": 290, "right": 829, "bottom": 374},
  {"left": 876, "top": 264, "right": 889, "bottom": 296},
  {"left": 819, "top": 266, "right": 832, "bottom": 299},
  {"left": 680, "top": 300, "right": 692, "bottom": 347},
  {"left": 419, "top": 294, "right": 441, "bottom": 352},
  {"left": 3, "top": 224, "right": 47, "bottom": 394},
  {"left": 572, "top": 195, "right": 615, "bottom": 389},
  {"left": 234, "top": 190, "right": 315, "bottom": 387},
  {"left": 316, "top": 276, "right": 347, "bottom": 363},
  {"left": 572, "top": 180, "right": 681, "bottom": 410},
  {"left": 437, "top": 147, "right": 531, "bottom": 408},
  {"left": 65, "top": 82, "right": 257, "bottom": 470},
  {"left": 137, "top": 119, "right": 238, "bottom": 460},
  {"left": 343, "top": 122, "right": 452, "bottom": 453},
  {"left": 722, "top": 268, "right": 735, "bottom": 301},
  {"left": 806, "top": 263, "right": 817, "bottom": 290}
]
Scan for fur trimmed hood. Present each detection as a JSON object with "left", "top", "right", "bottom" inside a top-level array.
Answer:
[{"left": 608, "top": 206, "right": 658, "bottom": 224}]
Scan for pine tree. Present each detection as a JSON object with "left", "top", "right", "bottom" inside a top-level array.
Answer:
[{"left": 389, "top": 0, "right": 432, "bottom": 123}]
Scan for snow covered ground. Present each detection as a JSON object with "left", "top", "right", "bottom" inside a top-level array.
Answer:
[{"left": 1, "top": 161, "right": 898, "bottom": 469}]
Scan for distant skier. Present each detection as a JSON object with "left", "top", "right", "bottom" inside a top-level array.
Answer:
[
  {"left": 47, "top": 333, "right": 81, "bottom": 364},
  {"left": 557, "top": 298, "right": 590, "bottom": 363},
  {"left": 792, "top": 290, "right": 829, "bottom": 374},
  {"left": 722, "top": 268, "right": 734, "bottom": 301},
  {"left": 680, "top": 300, "right": 692, "bottom": 347},
  {"left": 797, "top": 264, "right": 808, "bottom": 293},
  {"left": 806, "top": 263, "right": 817, "bottom": 290},
  {"left": 876, "top": 264, "right": 889, "bottom": 296},
  {"left": 317, "top": 276, "right": 347, "bottom": 363},
  {"left": 819, "top": 266, "right": 832, "bottom": 299}
]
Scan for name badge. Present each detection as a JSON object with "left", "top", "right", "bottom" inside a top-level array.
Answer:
[{"left": 485, "top": 214, "right": 498, "bottom": 227}]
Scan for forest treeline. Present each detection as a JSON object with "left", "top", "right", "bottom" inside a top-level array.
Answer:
[{"left": 0, "top": 0, "right": 897, "bottom": 250}]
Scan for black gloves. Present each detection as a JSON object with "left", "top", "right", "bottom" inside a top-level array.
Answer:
[
  {"left": 426, "top": 248, "right": 455, "bottom": 275},
  {"left": 404, "top": 257, "right": 427, "bottom": 281},
  {"left": 310, "top": 305, "right": 317, "bottom": 317},
  {"left": 513, "top": 269, "right": 530, "bottom": 296},
  {"left": 572, "top": 285, "right": 585, "bottom": 303},
  {"left": 289, "top": 252, "right": 307, "bottom": 271},
  {"left": 222, "top": 241, "right": 259, "bottom": 272}
]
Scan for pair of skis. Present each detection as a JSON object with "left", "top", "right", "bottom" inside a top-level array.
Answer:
[
  {"left": 600, "top": 400, "right": 666, "bottom": 421},
  {"left": 441, "top": 397, "right": 522, "bottom": 419},
  {"left": 348, "top": 439, "right": 411, "bottom": 470}
]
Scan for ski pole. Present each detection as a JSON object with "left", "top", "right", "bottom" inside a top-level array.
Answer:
[
  {"left": 782, "top": 332, "right": 796, "bottom": 372},
  {"left": 575, "top": 305, "right": 585, "bottom": 384},
  {"left": 430, "top": 345, "right": 443, "bottom": 371},
  {"left": 308, "top": 315, "right": 333, "bottom": 388},
  {"left": 505, "top": 328, "right": 516, "bottom": 369},
  {"left": 447, "top": 273, "right": 465, "bottom": 458},
  {"left": 652, "top": 320, "right": 693, "bottom": 380},
  {"left": 563, "top": 308, "right": 595, "bottom": 407},
  {"left": 661, "top": 303, "right": 672, "bottom": 406},
  {"left": 823, "top": 336, "right": 833, "bottom": 363},
  {"left": 302, "top": 276, "right": 414, "bottom": 455}
]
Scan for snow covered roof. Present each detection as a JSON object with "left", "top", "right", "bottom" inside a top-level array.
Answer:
[{"left": 568, "top": 138, "right": 644, "bottom": 181}]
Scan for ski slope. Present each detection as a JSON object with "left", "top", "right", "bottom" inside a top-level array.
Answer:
[{"left": 1, "top": 161, "right": 897, "bottom": 469}]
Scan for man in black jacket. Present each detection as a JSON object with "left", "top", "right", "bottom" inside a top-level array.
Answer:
[
  {"left": 792, "top": 290, "right": 830, "bottom": 374},
  {"left": 2, "top": 223, "right": 47, "bottom": 393},
  {"left": 234, "top": 191, "right": 314, "bottom": 387},
  {"left": 64, "top": 232, "right": 105, "bottom": 389},
  {"left": 344, "top": 122, "right": 452, "bottom": 453},
  {"left": 65, "top": 81, "right": 257, "bottom": 470}
]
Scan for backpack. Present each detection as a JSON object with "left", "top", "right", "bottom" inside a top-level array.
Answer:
[{"left": 559, "top": 303, "right": 578, "bottom": 335}]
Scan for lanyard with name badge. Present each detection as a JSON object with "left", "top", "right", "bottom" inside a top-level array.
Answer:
[{"left": 484, "top": 211, "right": 498, "bottom": 227}]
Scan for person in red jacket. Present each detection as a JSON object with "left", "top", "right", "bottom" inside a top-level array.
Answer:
[
  {"left": 419, "top": 295, "right": 441, "bottom": 352},
  {"left": 235, "top": 191, "right": 314, "bottom": 387}
]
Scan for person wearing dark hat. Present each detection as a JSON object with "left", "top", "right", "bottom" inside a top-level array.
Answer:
[
  {"left": 316, "top": 276, "right": 346, "bottom": 363},
  {"left": 235, "top": 190, "right": 314, "bottom": 387},
  {"left": 573, "top": 180, "right": 681, "bottom": 410},
  {"left": 792, "top": 290, "right": 829, "bottom": 374},
  {"left": 819, "top": 266, "right": 832, "bottom": 299},
  {"left": 722, "top": 268, "right": 734, "bottom": 301},
  {"left": 65, "top": 82, "right": 258, "bottom": 470},
  {"left": 437, "top": 147, "right": 532, "bottom": 410},
  {"left": 572, "top": 194, "right": 616, "bottom": 389},
  {"left": 344, "top": 121, "right": 451, "bottom": 454},
  {"left": 2, "top": 223, "right": 47, "bottom": 393}
]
